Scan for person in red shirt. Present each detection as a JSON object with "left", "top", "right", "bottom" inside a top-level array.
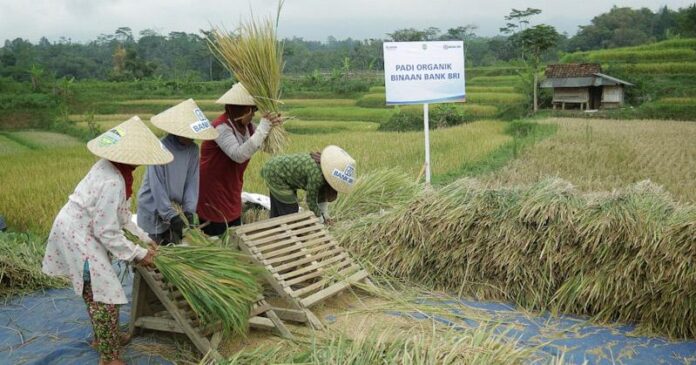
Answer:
[{"left": 197, "top": 83, "right": 282, "bottom": 236}]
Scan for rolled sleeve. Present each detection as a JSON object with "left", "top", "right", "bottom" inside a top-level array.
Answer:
[{"left": 215, "top": 120, "right": 271, "bottom": 163}]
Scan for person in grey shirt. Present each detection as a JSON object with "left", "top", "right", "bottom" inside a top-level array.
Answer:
[{"left": 137, "top": 99, "right": 219, "bottom": 244}]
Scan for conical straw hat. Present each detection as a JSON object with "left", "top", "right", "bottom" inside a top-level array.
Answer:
[
  {"left": 87, "top": 116, "right": 173, "bottom": 165},
  {"left": 216, "top": 83, "right": 256, "bottom": 105},
  {"left": 151, "top": 99, "right": 219, "bottom": 140},
  {"left": 320, "top": 145, "right": 356, "bottom": 194}
]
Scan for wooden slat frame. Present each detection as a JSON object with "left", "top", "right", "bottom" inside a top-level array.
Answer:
[
  {"left": 129, "top": 266, "right": 292, "bottom": 358},
  {"left": 235, "top": 211, "right": 372, "bottom": 329}
]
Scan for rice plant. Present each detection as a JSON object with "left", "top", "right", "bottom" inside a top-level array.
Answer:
[
  {"left": 564, "top": 49, "right": 696, "bottom": 63},
  {"left": 466, "top": 92, "right": 525, "bottom": 104},
  {"left": 207, "top": 1, "right": 287, "bottom": 154},
  {"left": 1, "top": 121, "right": 511, "bottom": 236},
  {"left": 288, "top": 106, "right": 392, "bottom": 122},
  {"left": 657, "top": 97, "right": 696, "bottom": 105},
  {"left": 356, "top": 93, "right": 388, "bottom": 108},
  {"left": 467, "top": 86, "right": 517, "bottom": 93}
]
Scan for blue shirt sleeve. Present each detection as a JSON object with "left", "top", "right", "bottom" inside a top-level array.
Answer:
[{"left": 182, "top": 148, "right": 199, "bottom": 214}]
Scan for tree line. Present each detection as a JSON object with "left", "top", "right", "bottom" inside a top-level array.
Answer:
[{"left": 0, "top": 4, "right": 694, "bottom": 83}]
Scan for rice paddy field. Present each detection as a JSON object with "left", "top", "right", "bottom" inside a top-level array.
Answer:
[
  {"left": 0, "top": 113, "right": 511, "bottom": 235},
  {"left": 486, "top": 118, "right": 696, "bottom": 203},
  {"left": 2, "top": 64, "right": 696, "bottom": 363}
]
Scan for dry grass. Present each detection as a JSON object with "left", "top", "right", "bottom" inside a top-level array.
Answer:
[
  {"left": 485, "top": 118, "right": 696, "bottom": 203},
  {"left": 217, "top": 281, "right": 559, "bottom": 364}
]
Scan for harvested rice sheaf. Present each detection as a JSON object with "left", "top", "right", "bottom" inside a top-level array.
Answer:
[
  {"left": 207, "top": 3, "right": 287, "bottom": 154},
  {"left": 336, "top": 178, "right": 696, "bottom": 339},
  {"left": 125, "top": 231, "right": 262, "bottom": 336},
  {"left": 0, "top": 232, "right": 67, "bottom": 297}
]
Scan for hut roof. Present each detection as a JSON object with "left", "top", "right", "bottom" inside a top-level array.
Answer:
[
  {"left": 541, "top": 63, "right": 633, "bottom": 88},
  {"left": 545, "top": 63, "right": 602, "bottom": 78}
]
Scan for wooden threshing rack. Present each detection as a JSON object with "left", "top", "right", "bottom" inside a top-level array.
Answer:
[
  {"left": 129, "top": 265, "right": 291, "bottom": 360},
  {"left": 233, "top": 211, "right": 373, "bottom": 329}
]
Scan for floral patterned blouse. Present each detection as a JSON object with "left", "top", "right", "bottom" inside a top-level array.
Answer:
[{"left": 42, "top": 159, "right": 149, "bottom": 305}]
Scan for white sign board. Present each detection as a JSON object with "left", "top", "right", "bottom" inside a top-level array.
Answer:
[{"left": 383, "top": 41, "right": 465, "bottom": 105}]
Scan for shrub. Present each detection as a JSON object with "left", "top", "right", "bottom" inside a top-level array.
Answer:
[{"left": 379, "top": 104, "right": 496, "bottom": 131}]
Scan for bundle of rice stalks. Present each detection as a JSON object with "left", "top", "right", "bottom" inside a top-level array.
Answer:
[
  {"left": 336, "top": 178, "right": 696, "bottom": 339},
  {"left": 124, "top": 231, "right": 262, "bottom": 336},
  {"left": 241, "top": 203, "right": 269, "bottom": 225},
  {"left": 207, "top": 2, "right": 287, "bottom": 154},
  {"left": 0, "top": 232, "right": 67, "bottom": 297},
  {"left": 331, "top": 168, "right": 421, "bottom": 222}
]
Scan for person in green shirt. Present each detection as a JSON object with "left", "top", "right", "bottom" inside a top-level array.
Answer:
[{"left": 261, "top": 145, "right": 356, "bottom": 223}]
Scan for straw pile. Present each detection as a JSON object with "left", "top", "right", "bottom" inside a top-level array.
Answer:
[
  {"left": 125, "top": 230, "right": 262, "bottom": 336},
  {"left": 336, "top": 178, "right": 696, "bottom": 339},
  {"left": 0, "top": 232, "right": 66, "bottom": 297},
  {"left": 207, "top": 3, "right": 287, "bottom": 154},
  {"left": 331, "top": 169, "right": 421, "bottom": 221},
  {"left": 222, "top": 326, "right": 539, "bottom": 365}
]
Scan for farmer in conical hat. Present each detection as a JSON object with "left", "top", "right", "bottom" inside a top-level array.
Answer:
[
  {"left": 137, "top": 99, "right": 218, "bottom": 244},
  {"left": 197, "top": 83, "right": 283, "bottom": 236},
  {"left": 42, "top": 117, "right": 172, "bottom": 365},
  {"left": 261, "top": 145, "right": 356, "bottom": 224}
]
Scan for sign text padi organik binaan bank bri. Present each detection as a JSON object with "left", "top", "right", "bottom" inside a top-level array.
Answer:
[{"left": 383, "top": 41, "right": 466, "bottom": 105}]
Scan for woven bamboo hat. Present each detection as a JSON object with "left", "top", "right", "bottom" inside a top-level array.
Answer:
[
  {"left": 151, "top": 99, "right": 219, "bottom": 140},
  {"left": 320, "top": 145, "right": 356, "bottom": 194},
  {"left": 216, "top": 83, "right": 256, "bottom": 105},
  {"left": 87, "top": 116, "right": 173, "bottom": 165}
]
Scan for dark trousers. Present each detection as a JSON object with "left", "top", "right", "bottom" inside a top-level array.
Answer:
[
  {"left": 200, "top": 218, "right": 242, "bottom": 236},
  {"left": 149, "top": 229, "right": 182, "bottom": 245},
  {"left": 269, "top": 193, "right": 299, "bottom": 218}
]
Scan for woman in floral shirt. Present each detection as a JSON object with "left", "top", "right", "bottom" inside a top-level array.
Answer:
[{"left": 42, "top": 117, "right": 172, "bottom": 365}]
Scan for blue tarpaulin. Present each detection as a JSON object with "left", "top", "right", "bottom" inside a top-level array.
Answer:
[
  {"left": 379, "top": 299, "right": 696, "bottom": 364},
  {"left": 0, "top": 271, "right": 172, "bottom": 365},
  {"left": 2, "top": 273, "right": 695, "bottom": 364}
]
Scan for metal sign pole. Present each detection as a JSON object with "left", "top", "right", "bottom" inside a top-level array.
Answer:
[{"left": 423, "top": 103, "right": 431, "bottom": 185}]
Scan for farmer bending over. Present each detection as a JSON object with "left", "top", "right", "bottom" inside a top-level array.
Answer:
[
  {"left": 42, "top": 117, "right": 170, "bottom": 365},
  {"left": 261, "top": 145, "right": 356, "bottom": 224},
  {"left": 137, "top": 99, "right": 218, "bottom": 244}
]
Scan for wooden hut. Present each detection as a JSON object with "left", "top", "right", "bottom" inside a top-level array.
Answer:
[{"left": 541, "top": 63, "right": 633, "bottom": 110}]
